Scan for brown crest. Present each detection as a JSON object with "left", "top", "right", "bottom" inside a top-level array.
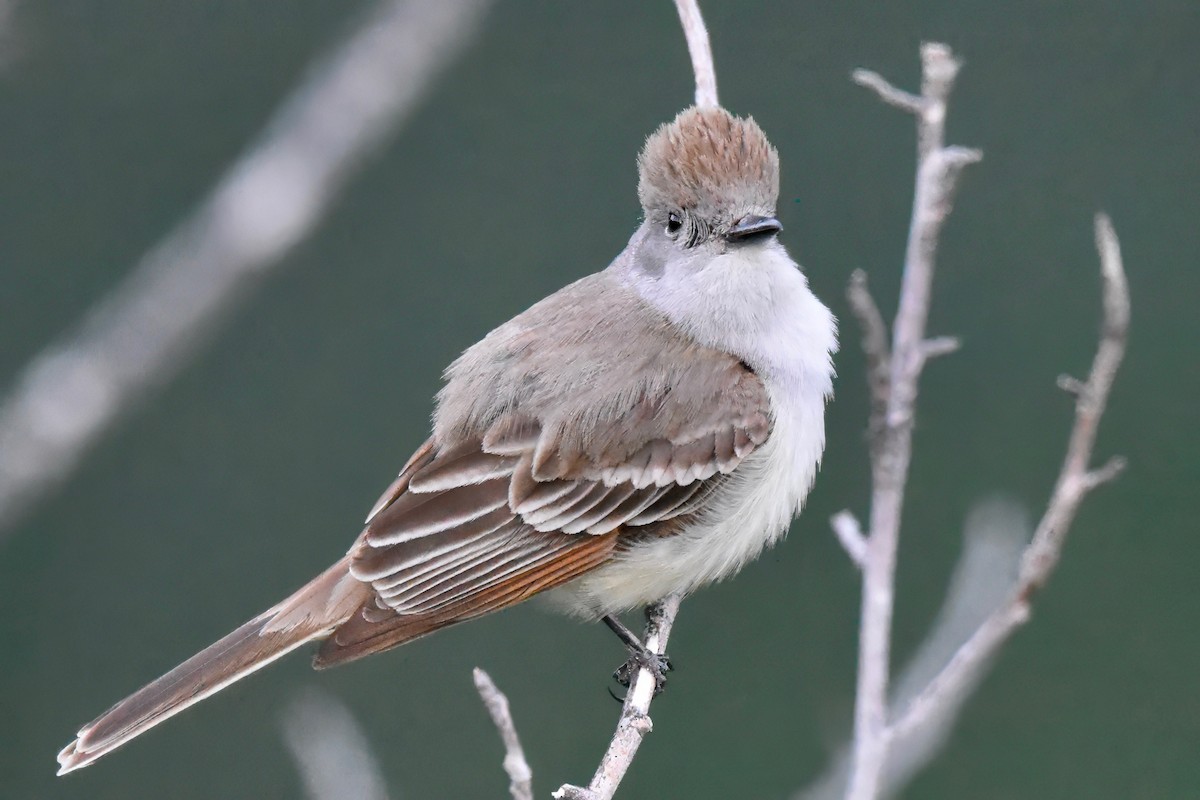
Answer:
[{"left": 637, "top": 106, "right": 780, "bottom": 219}]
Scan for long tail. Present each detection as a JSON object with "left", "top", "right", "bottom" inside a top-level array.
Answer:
[{"left": 57, "top": 557, "right": 368, "bottom": 775}]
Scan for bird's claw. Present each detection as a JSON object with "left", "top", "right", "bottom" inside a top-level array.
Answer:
[{"left": 613, "top": 647, "right": 673, "bottom": 696}]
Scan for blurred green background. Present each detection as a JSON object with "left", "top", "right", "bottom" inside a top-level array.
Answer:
[{"left": 2, "top": 1, "right": 1196, "bottom": 798}]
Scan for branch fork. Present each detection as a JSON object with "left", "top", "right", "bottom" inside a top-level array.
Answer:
[
  {"left": 833, "top": 43, "right": 1129, "bottom": 800},
  {"left": 473, "top": 23, "right": 1130, "bottom": 800}
]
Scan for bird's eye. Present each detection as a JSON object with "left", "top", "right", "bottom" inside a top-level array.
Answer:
[{"left": 666, "top": 212, "right": 683, "bottom": 235}]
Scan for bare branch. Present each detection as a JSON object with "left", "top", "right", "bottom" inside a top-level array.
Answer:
[
  {"left": 0, "top": 0, "right": 495, "bottom": 535},
  {"left": 1095, "top": 213, "right": 1132, "bottom": 342},
  {"left": 473, "top": 668, "right": 534, "bottom": 800},
  {"left": 1018, "top": 212, "right": 1128, "bottom": 594},
  {"left": 799, "top": 498, "right": 1028, "bottom": 800},
  {"left": 887, "top": 600, "right": 1028, "bottom": 747},
  {"left": 832, "top": 510, "right": 869, "bottom": 569},
  {"left": 554, "top": 595, "right": 683, "bottom": 800},
  {"left": 915, "top": 43, "right": 963, "bottom": 160},
  {"left": 1082, "top": 455, "right": 1127, "bottom": 489},
  {"left": 852, "top": 69, "right": 924, "bottom": 115},
  {"left": 842, "top": 46, "right": 1129, "bottom": 798},
  {"left": 919, "top": 336, "right": 961, "bottom": 361},
  {"left": 844, "top": 43, "right": 979, "bottom": 800},
  {"left": 846, "top": 269, "right": 891, "bottom": 448},
  {"left": 889, "top": 213, "right": 1129, "bottom": 750},
  {"left": 1056, "top": 374, "right": 1087, "bottom": 396},
  {"left": 673, "top": 0, "right": 718, "bottom": 108}
]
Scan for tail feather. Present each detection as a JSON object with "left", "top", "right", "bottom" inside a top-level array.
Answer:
[{"left": 57, "top": 558, "right": 365, "bottom": 775}]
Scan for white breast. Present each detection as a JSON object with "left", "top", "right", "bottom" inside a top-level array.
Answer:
[
  {"left": 555, "top": 381, "right": 824, "bottom": 615},
  {"left": 551, "top": 244, "right": 837, "bottom": 616}
]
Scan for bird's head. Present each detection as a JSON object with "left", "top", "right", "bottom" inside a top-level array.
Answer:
[{"left": 636, "top": 106, "right": 781, "bottom": 252}]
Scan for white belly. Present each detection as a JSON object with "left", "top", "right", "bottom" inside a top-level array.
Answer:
[
  {"left": 551, "top": 241, "right": 837, "bottom": 616},
  {"left": 549, "top": 378, "right": 828, "bottom": 617}
]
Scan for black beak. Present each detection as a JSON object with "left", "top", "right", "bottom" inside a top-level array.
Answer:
[{"left": 727, "top": 215, "right": 782, "bottom": 242}]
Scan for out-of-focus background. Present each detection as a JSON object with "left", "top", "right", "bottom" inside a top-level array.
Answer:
[{"left": 2, "top": 1, "right": 1195, "bottom": 798}]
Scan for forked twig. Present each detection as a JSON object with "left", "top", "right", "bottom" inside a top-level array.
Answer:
[
  {"left": 888, "top": 214, "right": 1128, "bottom": 746},
  {"left": 834, "top": 44, "right": 1128, "bottom": 800}
]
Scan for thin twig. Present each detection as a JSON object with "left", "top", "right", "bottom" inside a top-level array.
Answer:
[
  {"left": 1056, "top": 374, "right": 1087, "bottom": 397},
  {"left": 842, "top": 41, "right": 1129, "bottom": 800},
  {"left": 919, "top": 336, "right": 961, "bottom": 361},
  {"left": 889, "top": 213, "right": 1129, "bottom": 743},
  {"left": 846, "top": 43, "right": 977, "bottom": 800},
  {"left": 831, "top": 510, "right": 868, "bottom": 570},
  {"left": 553, "top": 595, "right": 683, "bottom": 800},
  {"left": 673, "top": 0, "right": 718, "bottom": 108},
  {"left": 845, "top": 270, "right": 891, "bottom": 452},
  {"left": 0, "top": 0, "right": 495, "bottom": 535},
  {"left": 474, "top": 668, "right": 534, "bottom": 800},
  {"left": 1020, "top": 213, "right": 1129, "bottom": 590},
  {"left": 852, "top": 69, "right": 924, "bottom": 115}
]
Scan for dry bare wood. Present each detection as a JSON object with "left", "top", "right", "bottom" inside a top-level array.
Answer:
[{"left": 834, "top": 44, "right": 1129, "bottom": 800}]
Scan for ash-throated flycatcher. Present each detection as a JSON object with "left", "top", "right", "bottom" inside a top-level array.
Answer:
[{"left": 58, "top": 105, "right": 837, "bottom": 774}]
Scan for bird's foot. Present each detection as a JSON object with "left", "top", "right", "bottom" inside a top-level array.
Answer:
[{"left": 613, "top": 646, "right": 673, "bottom": 696}]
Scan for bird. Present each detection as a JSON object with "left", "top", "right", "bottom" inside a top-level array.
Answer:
[{"left": 57, "top": 104, "right": 837, "bottom": 775}]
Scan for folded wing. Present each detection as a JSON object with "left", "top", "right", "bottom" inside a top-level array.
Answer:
[{"left": 318, "top": 348, "right": 770, "bottom": 667}]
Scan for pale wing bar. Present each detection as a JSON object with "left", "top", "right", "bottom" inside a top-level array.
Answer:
[{"left": 346, "top": 398, "right": 766, "bottom": 635}]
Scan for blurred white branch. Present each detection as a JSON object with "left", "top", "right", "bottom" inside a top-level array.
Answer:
[
  {"left": 832, "top": 43, "right": 1129, "bottom": 800},
  {"left": 553, "top": 595, "right": 683, "bottom": 800},
  {"left": 282, "top": 687, "right": 390, "bottom": 800},
  {"left": 799, "top": 498, "right": 1028, "bottom": 799},
  {"left": 474, "top": 668, "right": 534, "bottom": 800},
  {"left": 0, "top": 0, "right": 494, "bottom": 534}
]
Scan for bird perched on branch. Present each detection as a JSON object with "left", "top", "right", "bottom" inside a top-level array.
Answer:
[{"left": 58, "top": 105, "right": 836, "bottom": 775}]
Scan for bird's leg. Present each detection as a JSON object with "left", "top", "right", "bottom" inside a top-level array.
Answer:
[{"left": 602, "top": 604, "right": 673, "bottom": 696}]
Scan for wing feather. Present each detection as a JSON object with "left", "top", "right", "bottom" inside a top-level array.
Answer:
[
  {"left": 584, "top": 485, "right": 672, "bottom": 534},
  {"left": 520, "top": 482, "right": 594, "bottom": 527},
  {"left": 558, "top": 484, "right": 639, "bottom": 534},
  {"left": 388, "top": 536, "right": 576, "bottom": 614},
  {"left": 365, "top": 477, "right": 509, "bottom": 545},
  {"left": 513, "top": 479, "right": 582, "bottom": 517},
  {"left": 324, "top": 319, "right": 773, "bottom": 666},
  {"left": 372, "top": 523, "right": 515, "bottom": 594},
  {"left": 380, "top": 533, "right": 530, "bottom": 610},
  {"left": 408, "top": 441, "right": 520, "bottom": 493},
  {"left": 353, "top": 505, "right": 512, "bottom": 583},
  {"left": 626, "top": 481, "right": 709, "bottom": 525}
]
